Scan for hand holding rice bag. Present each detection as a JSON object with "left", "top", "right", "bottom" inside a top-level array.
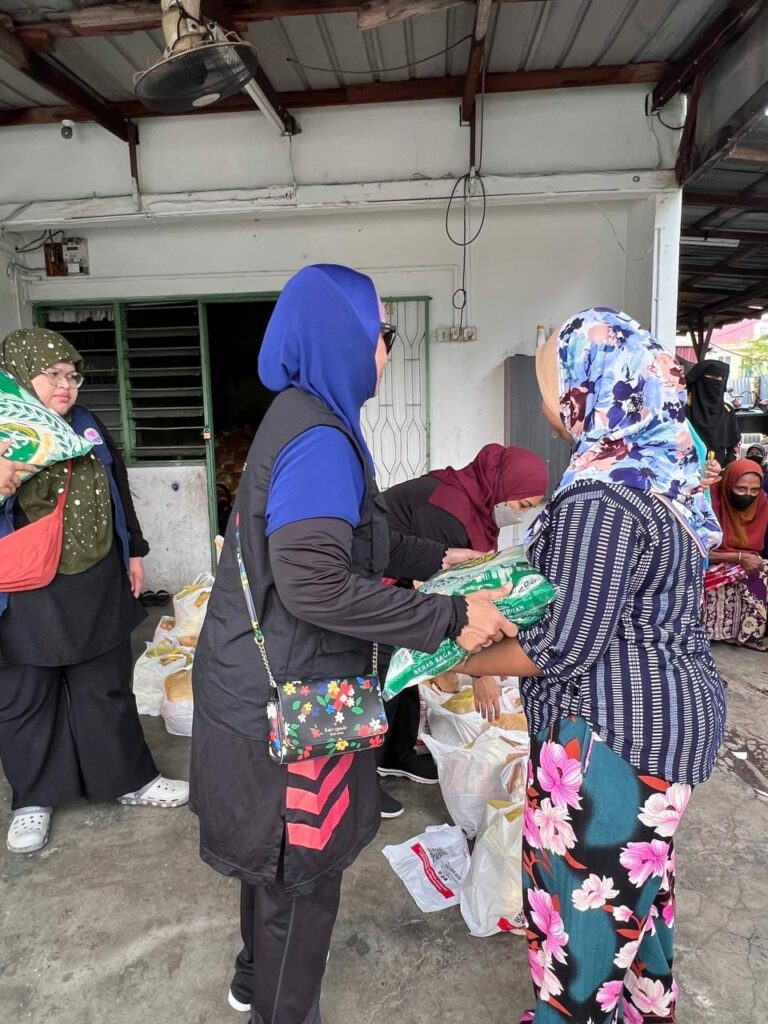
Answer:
[
  {"left": 0, "top": 368, "right": 93, "bottom": 504},
  {"left": 383, "top": 547, "right": 556, "bottom": 698}
]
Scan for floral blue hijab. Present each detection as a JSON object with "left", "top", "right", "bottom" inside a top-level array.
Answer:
[{"left": 526, "top": 307, "right": 722, "bottom": 555}]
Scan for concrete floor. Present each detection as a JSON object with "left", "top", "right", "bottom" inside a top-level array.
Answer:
[{"left": 1, "top": 614, "right": 767, "bottom": 1024}]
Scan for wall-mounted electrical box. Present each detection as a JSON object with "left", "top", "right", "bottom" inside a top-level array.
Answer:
[
  {"left": 435, "top": 326, "right": 478, "bottom": 342},
  {"left": 44, "top": 237, "right": 89, "bottom": 276}
]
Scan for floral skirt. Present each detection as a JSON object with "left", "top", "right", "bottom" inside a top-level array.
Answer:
[
  {"left": 704, "top": 564, "right": 768, "bottom": 651},
  {"left": 520, "top": 716, "right": 691, "bottom": 1024}
]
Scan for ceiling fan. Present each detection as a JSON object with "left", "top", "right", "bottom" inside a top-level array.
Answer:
[{"left": 134, "top": 0, "right": 299, "bottom": 133}]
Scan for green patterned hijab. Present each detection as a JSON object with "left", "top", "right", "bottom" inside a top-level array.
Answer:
[{"left": 0, "top": 328, "right": 114, "bottom": 575}]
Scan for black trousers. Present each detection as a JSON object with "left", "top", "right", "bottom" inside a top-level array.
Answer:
[
  {"left": 232, "top": 869, "right": 343, "bottom": 1024},
  {"left": 0, "top": 640, "right": 158, "bottom": 809},
  {"left": 379, "top": 686, "right": 423, "bottom": 768}
]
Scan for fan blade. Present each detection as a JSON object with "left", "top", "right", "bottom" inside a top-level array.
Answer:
[{"left": 357, "top": 0, "right": 467, "bottom": 31}]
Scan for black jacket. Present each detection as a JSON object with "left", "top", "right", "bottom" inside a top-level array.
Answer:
[{"left": 191, "top": 388, "right": 462, "bottom": 891}]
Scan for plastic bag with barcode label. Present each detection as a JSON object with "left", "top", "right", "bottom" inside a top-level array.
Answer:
[{"left": 382, "top": 824, "right": 470, "bottom": 913}]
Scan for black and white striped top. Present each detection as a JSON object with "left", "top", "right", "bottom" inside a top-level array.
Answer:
[{"left": 518, "top": 481, "right": 726, "bottom": 785}]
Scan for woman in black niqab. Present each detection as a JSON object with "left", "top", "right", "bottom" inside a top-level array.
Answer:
[{"left": 685, "top": 359, "right": 741, "bottom": 467}]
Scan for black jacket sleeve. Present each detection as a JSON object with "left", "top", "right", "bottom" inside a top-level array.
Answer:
[
  {"left": 269, "top": 518, "right": 466, "bottom": 652},
  {"left": 386, "top": 528, "right": 445, "bottom": 582},
  {"left": 92, "top": 413, "right": 150, "bottom": 558}
]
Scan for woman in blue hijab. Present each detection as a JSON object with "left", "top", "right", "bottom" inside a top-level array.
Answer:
[{"left": 190, "top": 264, "right": 514, "bottom": 1024}]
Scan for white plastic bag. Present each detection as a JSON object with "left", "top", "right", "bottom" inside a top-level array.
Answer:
[
  {"left": 460, "top": 802, "right": 525, "bottom": 937},
  {"left": 382, "top": 824, "right": 470, "bottom": 913},
  {"left": 132, "top": 640, "right": 194, "bottom": 716},
  {"left": 168, "top": 572, "right": 214, "bottom": 645},
  {"left": 421, "top": 680, "right": 525, "bottom": 749},
  {"left": 159, "top": 665, "right": 194, "bottom": 737},
  {"left": 421, "top": 728, "right": 529, "bottom": 837}
]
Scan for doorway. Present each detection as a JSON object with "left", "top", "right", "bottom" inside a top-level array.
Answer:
[{"left": 204, "top": 300, "right": 277, "bottom": 535}]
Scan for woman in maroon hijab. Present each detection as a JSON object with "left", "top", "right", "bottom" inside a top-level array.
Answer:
[
  {"left": 706, "top": 458, "right": 768, "bottom": 649},
  {"left": 378, "top": 445, "right": 548, "bottom": 807}
]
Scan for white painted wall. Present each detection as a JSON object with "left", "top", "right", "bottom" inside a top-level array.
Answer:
[
  {"left": 0, "top": 87, "right": 680, "bottom": 203},
  {"left": 19, "top": 199, "right": 673, "bottom": 463},
  {"left": 0, "top": 253, "right": 19, "bottom": 338},
  {"left": 129, "top": 466, "right": 211, "bottom": 593},
  {"left": 0, "top": 86, "right": 684, "bottom": 587}
]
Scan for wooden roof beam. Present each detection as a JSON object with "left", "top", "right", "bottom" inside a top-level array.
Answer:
[
  {"left": 729, "top": 144, "right": 768, "bottom": 162},
  {"left": 682, "top": 227, "right": 768, "bottom": 243},
  {"left": 685, "top": 191, "right": 768, "bottom": 211},
  {"left": 677, "top": 4, "right": 768, "bottom": 185},
  {"left": 698, "top": 276, "right": 768, "bottom": 315},
  {"left": 0, "top": 61, "right": 667, "bottom": 128},
  {"left": 0, "top": 24, "right": 130, "bottom": 141},
  {"left": 461, "top": 0, "right": 493, "bottom": 170},
  {"left": 10, "top": 0, "right": 549, "bottom": 41},
  {"left": 651, "top": 0, "right": 767, "bottom": 112},
  {"left": 358, "top": 0, "right": 464, "bottom": 31}
]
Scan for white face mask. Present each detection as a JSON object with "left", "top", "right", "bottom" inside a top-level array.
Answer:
[{"left": 493, "top": 503, "right": 523, "bottom": 528}]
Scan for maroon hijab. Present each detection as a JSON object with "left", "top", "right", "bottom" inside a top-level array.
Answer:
[
  {"left": 427, "top": 444, "right": 548, "bottom": 550},
  {"left": 712, "top": 459, "right": 768, "bottom": 553}
]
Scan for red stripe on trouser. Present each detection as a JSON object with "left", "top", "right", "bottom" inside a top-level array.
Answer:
[
  {"left": 285, "top": 753, "right": 354, "bottom": 815},
  {"left": 286, "top": 756, "right": 330, "bottom": 780},
  {"left": 286, "top": 786, "right": 351, "bottom": 851}
]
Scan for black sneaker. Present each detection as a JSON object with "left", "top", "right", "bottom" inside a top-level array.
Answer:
[
  {"left": 377, "top": 752, "right": 439, "bottom": 785},
  {"left": 379, "top": 788, "right": 404, "bottom": 818}
]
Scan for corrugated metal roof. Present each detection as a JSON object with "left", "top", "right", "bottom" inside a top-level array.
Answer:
[
  {"left": 679, "top": 109, "right": 768, "bottom": 329},
  {"left": 0, "top": 0, "right": 730, "bottom": 109}
]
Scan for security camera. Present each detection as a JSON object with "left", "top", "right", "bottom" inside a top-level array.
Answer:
[{"left": 61, "top": 119, "right": 75, "bottom": 140}]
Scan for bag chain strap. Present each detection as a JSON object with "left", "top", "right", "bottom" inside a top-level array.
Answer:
[{"left": 234, "top": 516, "right": 378, "bottom": 690}]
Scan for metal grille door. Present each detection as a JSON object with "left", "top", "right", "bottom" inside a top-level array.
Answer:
[{"left": 361, "top": 297, "right": 429, "bottom": 489}]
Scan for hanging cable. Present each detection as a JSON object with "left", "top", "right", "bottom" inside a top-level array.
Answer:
[
  {"left": 251, "top": 33, "right": 473, "bottom": 76},
  {"left": 445, "top": 173, "right": 487, "bottom": 331}
]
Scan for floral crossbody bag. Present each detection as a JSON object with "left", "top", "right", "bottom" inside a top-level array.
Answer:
[{"left": 235, "top": 516, "right": 388, "bottom": 764}]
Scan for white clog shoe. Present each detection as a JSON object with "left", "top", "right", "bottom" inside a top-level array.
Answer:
[
  {"left": 7, "top": 806, "right": 52, "bottom": 853},
  {"left": 118, "top": 775, "right": 189, "bottom": 808}
]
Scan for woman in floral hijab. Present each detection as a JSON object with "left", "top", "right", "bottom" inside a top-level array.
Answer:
[{"left": 462, "top": 309, "right": 725, "bottom": 1024}]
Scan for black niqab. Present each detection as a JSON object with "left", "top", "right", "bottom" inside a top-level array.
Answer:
[{"left": 685, "top": 359, "right": 741, "bottom": 459}]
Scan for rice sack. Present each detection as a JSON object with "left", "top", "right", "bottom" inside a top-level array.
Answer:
[
  {"left": 0, "top": 368, "right": 93, "bottom": 503},
  {"left": 383, "top": 547, "right": 556, "bottom": 699}
]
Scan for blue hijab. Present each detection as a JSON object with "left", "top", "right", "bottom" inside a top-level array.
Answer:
[{"left": 259, "top": 264, "right": 380, "bottom": 466}]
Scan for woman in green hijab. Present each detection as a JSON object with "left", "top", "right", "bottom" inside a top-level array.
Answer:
[{"left": 0, "top": 328, "right": 188, "bottom": 855}]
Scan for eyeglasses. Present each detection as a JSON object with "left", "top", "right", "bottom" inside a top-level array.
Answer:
[
  {"left": 39, "top": 368, "right": 84, "bottom": 389},
  {"left": 380, "top": 322, "right": 398, "bottom": 354}
]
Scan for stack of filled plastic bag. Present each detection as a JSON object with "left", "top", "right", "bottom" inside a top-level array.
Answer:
[
  {"left": 420, "top": 675, "right": 529, "bottom": 937},
  {"left": 132, "top": 571, "right": 214, "bottom": 736}
]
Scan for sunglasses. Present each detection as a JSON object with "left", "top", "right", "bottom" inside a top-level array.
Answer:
[{"left": 380, "top": 322, "right": 397, "bottom": 353}]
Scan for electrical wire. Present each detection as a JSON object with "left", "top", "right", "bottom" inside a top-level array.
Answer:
[
  {"left": 252, "top": 33, "right": 473, "bottom": 76},
  {"left": 445, "top": 173, "right": 487, "bottom": 331},
  {"left": 287, "top": 132, "right": 298, "bottom": 197},
  {"left": 13, "top": 229, "right": 62, "bottom": 254},
  {"left": 442, "top": 62, "right": 490, "bottom": 333},
  {"left": 654, "top": 111, "right": 685, "bottom": 131},
  {"left": 591, "top": 201, "right": 656, "bottom": 262}
]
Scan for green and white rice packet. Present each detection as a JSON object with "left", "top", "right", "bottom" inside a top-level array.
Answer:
[{"left": 383, "top": 547, "right": 557, "bottom": 699}]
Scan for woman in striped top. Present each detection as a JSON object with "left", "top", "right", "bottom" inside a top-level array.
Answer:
[{"left": 464, "top": 308, "right": 726, "bottom": 1024}]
